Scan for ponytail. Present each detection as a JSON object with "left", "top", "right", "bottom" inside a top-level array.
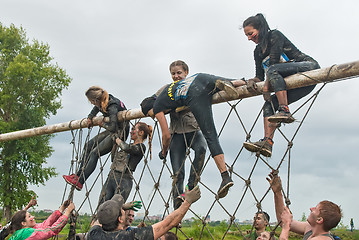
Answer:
[{"left": 136, "top": 122, "right": 153, "bottom": 159}]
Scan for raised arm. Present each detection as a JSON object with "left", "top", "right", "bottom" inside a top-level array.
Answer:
[
  {"left": 267, "top": 171, "right": 285, "bottom": 222},
  {"left": 278, "top": 207, "right": 292, "bottom": 240},
  {"left": 267, "top": 171, "right": 310, "bottom": 235},
  {"left": 23, "top": 195, "right": 37, "bottom": 211},
  {"left": 30, "top": 202, "right": 75, "bottom": 240},
  {"left": 152, "top": 186, "right": 201, "bottom": 239}
]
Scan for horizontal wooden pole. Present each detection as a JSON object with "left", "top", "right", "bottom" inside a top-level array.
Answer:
[{"left": 1, "top": 60, "right": 359, "bottom": 142}]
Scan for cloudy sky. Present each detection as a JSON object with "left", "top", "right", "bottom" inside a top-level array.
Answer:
[{"left": 1, "top": 0, "right": 358, "bottom": 231}]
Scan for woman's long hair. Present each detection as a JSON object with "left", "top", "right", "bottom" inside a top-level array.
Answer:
[
  {"left": 85, "top": 86, "right": 110, "bottom": 112},
  {"left": 136, "top": 122, "right": 153, "bottom": 159},
  {"left": 9, "top": 210, "right": 27, "bottom": 233},
  {"left": 243, "top": 13, "right": 271, "bottom": 51}
]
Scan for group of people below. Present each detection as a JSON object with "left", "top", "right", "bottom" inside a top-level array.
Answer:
[{"left": 1, "top": 12, "right": 338, "bottom": 240}]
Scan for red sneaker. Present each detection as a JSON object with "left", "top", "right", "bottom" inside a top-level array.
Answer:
[{"left": 63, "top": 174, "right": 83, "bottom": 191}]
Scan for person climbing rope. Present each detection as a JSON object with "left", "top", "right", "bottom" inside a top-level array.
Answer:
[
  {"left": 98, "top": 121, "right": 153, "bottom": 204},
  {"left": 8, "top": 198, "right": 75, "bottom": 240},
  {"left": 63, "top": 86, "right": 130, "bottom": 191},
  {"left": 143, "top": 73, "right": 246, "bottom": 198},
  {"left": 242, "top": 13, "right": 320, "bottom": 157}
]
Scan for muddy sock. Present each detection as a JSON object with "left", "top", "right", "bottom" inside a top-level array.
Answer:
[{"left": 221, "top": 171, "right": 230, "bottom": 180}]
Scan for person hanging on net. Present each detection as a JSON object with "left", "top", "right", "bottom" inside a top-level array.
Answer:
[
  {"left": 166, "top": 60, "right": 207, "bottom": 209},
  {"left": 98, "top": 121, "right": 153, "bottom": 204},
  {"left": 87, "top": 186, "right": 201, "bottom": 240},
  {"left": 63, "top": 86, "right": 130, "bottom": 191},
  {"left": 8, "top": 198, "right": 75, "bottom": 240},
  {"left": 242, "top": 13, "right": 320, "bottom": 157},
  {"left": 143, "top": 73, "right": 246, "bottom": 199}
]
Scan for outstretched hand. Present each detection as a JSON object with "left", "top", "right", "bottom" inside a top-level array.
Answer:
[
  {"left": 24, "top": 195, "right": 37, "bottom": 210},
  {"left": 59, "top": 200, "right": 71, "bottom": 212},
  {"left": 266, "top": 170, "right": 282, "bottom": 193},
  {"left": 185, "top": 185, "right": 201, "bottom": 205},
  {"left": 123, "top": 201, "right": 142, "bottom": 212}
]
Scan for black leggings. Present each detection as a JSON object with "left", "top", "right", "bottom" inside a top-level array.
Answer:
[
  {"left": 185, "top": 73, "right": 233, "bottom": 157},
  {"left": 263, "top": 61, "right": 320, "bottom": 117}
]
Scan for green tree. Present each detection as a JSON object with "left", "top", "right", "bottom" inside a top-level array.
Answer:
[
  {"left": 301, "top": 212, "right": 306, "bottom": 222},
  {"left": 0, "top": 23, "right": 71, "bottom": 220}
]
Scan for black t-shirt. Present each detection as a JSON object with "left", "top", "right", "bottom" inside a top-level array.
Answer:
[
  {"left": 153, "top": 74, "right": 198, "bottom": 115},
  {"left": 87, "top": 225, "right": 154, "bottom": 240}
]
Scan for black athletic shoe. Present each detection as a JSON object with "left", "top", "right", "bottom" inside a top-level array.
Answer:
[{"left": 217, "top": 177, "right": 234, "bottom": 199}]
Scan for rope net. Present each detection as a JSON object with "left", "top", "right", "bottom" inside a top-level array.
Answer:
[{"left": 60, "top": 82, "right": 328, "bottom": 240}]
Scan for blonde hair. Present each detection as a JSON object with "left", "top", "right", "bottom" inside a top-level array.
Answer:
[
  {"left": 85, "top": 86, "right": 109, "bottom": 112},
  {"left": 136, "top": 122, "right": 153, "bottom": 159}
]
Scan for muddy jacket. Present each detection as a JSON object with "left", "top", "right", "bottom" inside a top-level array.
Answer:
[
  {"left": 87, "top": 225, "right": 154, "bottom": 240},
  {"left": 254, "top": 29, "right": 316, "bottom": 81},
  {"left": 88, "top": 94, "right": 127, "bottom": 133},
  {"left": 9, "top": 210, "right": 68, "bottom": 240}
]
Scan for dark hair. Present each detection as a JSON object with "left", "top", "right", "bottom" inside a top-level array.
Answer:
[
  {"left": 256, "top": 211, "right": 270, "bottom": 223},
  {"left": 163, "top": 231, "right": 178, "bottom": 240},
  {"left": 140, "top": 95, "right": 156, "bottom": 116},
  {"left": 169, "top": 60, "right": 189, "bottom": 73},
  {"left": 243, "top": 13, "right": 270, "bottom": 44},
  {"left": 9, "top": 210, "right": 27, "bottom": 233},
  {"left": 318, "top": 200, "right": 342, "bottom": 232}
]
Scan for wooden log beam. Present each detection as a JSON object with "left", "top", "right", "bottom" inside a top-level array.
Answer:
[{"left": 1, "top": 60, "right": 359, "bottom": 142}]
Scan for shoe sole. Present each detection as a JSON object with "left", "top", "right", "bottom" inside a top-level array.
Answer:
[
  {"left": 243, "top": 142, "right": 272, "bottom": 157},
  {"left": 268, "top": 115, "right": 295, "bottom": 124},
  {"left": 216, "top": 80, "right": 239, "bottom": 99},
  {"left": 217, "top": 181, "right": 234, "bottom": 199},
  {"left": 63, "top": 175, "right": 82, "bottom": 191}
]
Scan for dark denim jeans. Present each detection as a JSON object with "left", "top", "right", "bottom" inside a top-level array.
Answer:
[
  {"left": 263, "top": 61, "right": 320, "bottom": 117},
  {"left": 170, "top": 130, "right": 206, "bottom": 209}
]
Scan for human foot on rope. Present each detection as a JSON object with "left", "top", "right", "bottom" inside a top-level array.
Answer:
[
  {"left": 243, "top": 137, "right": 273, "bottom": 157},
  {"left": 268, "top": 105, "right": 295, "bottom": 123},
  {"left": 215, "top": 79, "right": 239, "bottom": 99},
  {"left": 63, "top": 174, "right": 83, "bottom": 191},
  {"left": 217, "top": 171, "right": 234, "bottom": 199}
]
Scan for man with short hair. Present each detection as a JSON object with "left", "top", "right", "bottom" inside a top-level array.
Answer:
[
  {"left": 124, "top": 209, "right": 135, "bottom": 231},
  {"left": 246, "top": 211, "right": 271, "bottom": 239},
  {"left": 87, "top": 185, "right": 201, "bottom": 240},
  {"left": 267, "top": 171, "right": 342, "bottom": 240}
]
